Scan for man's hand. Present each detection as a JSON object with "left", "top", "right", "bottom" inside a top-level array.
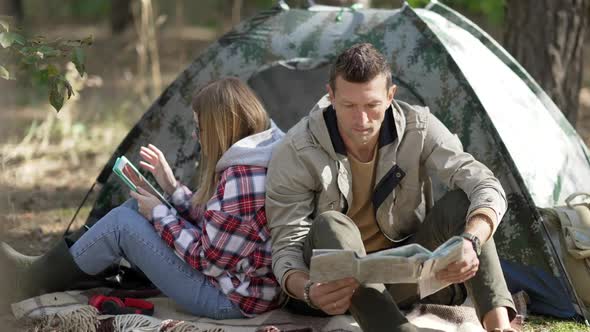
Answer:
[
  {"left": 435, "top": 239, "right": 479, "bottom": 284},
  {"left": 129, "top": 187, "right": 162, "bottom": 220},
  {"left": 309, "top": 277, "right": 359, "bottom": 315}
]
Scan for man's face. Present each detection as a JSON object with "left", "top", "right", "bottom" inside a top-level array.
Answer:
[{"left": 328, "top": 74, "right": 396, "bottom": 149}]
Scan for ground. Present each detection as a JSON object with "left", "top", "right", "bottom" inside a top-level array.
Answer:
[{"left": 1, "top": 22, "right": 590, "bottom": 332}]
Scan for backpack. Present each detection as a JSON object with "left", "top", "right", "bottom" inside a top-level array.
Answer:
[{"left": 540, "top": 193, "right": 590, "bottom": 312}]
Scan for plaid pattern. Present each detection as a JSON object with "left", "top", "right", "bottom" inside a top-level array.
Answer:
[{"left": 152, "top": 165, "right": 281, "bottom": 316}]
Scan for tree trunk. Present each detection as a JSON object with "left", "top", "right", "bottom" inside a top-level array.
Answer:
[
  {"left": 111, "top": 0, "right": 133, "bottom": 34},
  {"left": 0, "top": 0, "right": 24, "bottom": 24},
  {"left": 231, "top": 0, "right": 242, "bottom": 26},
  {"left": 504, "top": 0, "right": 590, "bottom": 127}
]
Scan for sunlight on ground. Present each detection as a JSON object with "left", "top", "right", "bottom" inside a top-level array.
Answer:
[{"left": 524, "top": 316, "right": 590, "bottom": 332}]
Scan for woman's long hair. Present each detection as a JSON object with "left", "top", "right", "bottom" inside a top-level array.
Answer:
[{"left": 191, "top": 77, "right": 269, "bottom": 206}]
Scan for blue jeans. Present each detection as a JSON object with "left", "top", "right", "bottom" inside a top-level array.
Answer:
[{"left": 69, "top": 200, "right": 243, "bottom": 319}]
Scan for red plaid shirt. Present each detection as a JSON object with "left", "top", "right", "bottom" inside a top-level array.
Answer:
[{"left": 151, "top": 165, "right": 281, "bottom": 316}]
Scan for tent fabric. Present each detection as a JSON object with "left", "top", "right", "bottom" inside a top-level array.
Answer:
[
  {"left": 78, "top": 2, "right": 590, "bottom": 317},
  {"left": 501, "top": 260, "right": 576, "bottom": 318}
]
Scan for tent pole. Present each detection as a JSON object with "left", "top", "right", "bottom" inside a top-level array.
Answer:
[{"left": 62, "top": 181, "right": 96, "bottom": 238}]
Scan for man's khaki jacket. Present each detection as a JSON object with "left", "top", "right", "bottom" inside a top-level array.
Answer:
[{"left": 265, "top": 95, "right": 507, "bottom": 289}]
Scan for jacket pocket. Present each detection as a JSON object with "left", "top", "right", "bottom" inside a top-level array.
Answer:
[{"left": 392, "top": 184, "right": 422, "bottom": 236}]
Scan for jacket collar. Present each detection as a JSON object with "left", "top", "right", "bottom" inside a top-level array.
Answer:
[{"left": 321, "top": 104, "right": 398, "bottom": 156}]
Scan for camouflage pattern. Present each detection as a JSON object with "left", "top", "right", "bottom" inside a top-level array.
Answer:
[{"left": 84, "top": 2, "right": 590, "bottom": 309}]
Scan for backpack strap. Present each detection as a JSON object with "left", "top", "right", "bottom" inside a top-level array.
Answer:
[{"left": 566, "top": 192, "right": 590, "bottom": 208}]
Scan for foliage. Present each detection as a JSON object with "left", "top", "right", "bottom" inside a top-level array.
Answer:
[{"left": 0, "top": 16, "right": 92, "bottom": 112}]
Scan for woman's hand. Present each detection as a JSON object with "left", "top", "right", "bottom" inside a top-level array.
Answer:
[
  {"left": 139, "top": 144, "right": 177, "bottom": 195},
  {"left": 122, "top": 164, "right": 152, "bottom": 194},
  {"left": 129, "top": 187, "right": 162, "bottom": 220}
]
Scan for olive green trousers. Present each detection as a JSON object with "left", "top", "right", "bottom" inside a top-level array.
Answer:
[{"left": 298, "top": 190, "right": 516, "bottom": 332}]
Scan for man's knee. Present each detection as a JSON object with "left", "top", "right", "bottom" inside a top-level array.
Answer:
[
  {"left": 437, "top": 190, "right": 469, "bottom": 211},
  {"left": 312, "top": 211, "right": 359, "bottom": 236},
  {"left": 308, "top": 211, "right": 365, "bottom": 254},
  {"left": 433, "top": 190, "right": 470, "bottom": 228},
  {"left": 418, "top": 190, "right": 472, "bottom": 243}
]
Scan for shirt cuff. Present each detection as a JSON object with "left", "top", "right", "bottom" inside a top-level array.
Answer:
[
  {"left": 152, "top": 203, "right": 173, "bottom": 223},
  {"left": 170, "top": 183, "right": 189, "bottom": 205},
  {"left": 466, "top": 207, "right": 498, "bottom": 239}
]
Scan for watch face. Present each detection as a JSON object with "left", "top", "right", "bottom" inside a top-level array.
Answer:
[{"left": 461, "top": 233, "right": 481, "bottom": 255}]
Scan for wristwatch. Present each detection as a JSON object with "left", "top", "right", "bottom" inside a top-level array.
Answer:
[{"left": 460, "top": 232, "right": 481, "bottom": 256}]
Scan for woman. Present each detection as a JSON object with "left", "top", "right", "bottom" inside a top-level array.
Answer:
[{"left": 0, "top": 77, "right": 284, "bottom": 319}]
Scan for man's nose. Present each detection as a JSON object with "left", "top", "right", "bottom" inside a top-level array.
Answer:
[{"left": 354, "top": 110, "right": 369, "bottom": 125}]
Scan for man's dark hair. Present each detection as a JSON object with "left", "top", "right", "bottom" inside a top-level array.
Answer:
[{"left": 329, "top": 43, "right": 393, "bottom": 92}]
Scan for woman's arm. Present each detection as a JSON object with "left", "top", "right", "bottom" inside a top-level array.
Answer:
[
  {"left": 166, "top": 183, "right": 204, "bottom": 224},
  {"left": 151, "top": 165, "right": 268, "bottom": 277}
]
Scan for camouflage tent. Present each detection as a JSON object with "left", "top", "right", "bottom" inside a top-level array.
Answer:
[{"left": 71, "top": 1, "right": 590, "bottom": 319}]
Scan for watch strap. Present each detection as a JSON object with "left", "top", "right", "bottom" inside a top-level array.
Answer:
[{"left": 460, "top": 232, "right": 481, "bottom": 256}]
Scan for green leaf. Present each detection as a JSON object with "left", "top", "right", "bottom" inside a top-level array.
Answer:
[
  {"left": 0, "top": 65, "right": 9, "bottom": 80},
  {"left": 0, "top": 31, "right": 25, "bottom": 48},
  {"left": 64, "top": 79, "right": 74, "bottom": 99},
  {"left": 71, "top": 47, "right": 85, "bottom": 76},
  {"left": 49, "top": 78, "right": 66, "bottom": 112},
  {"left": 0, "top": 32, "right": 14, "bottom": 48},
  {"left": 13, "top": 33, "right": 25, "bottom": 45},
  {"left": 22, "top": 55, "right": 39, "bottom": 65},
  {"left": 46, "top": 64, "right": 59, "bottom": 78},
  {"left": 36, "top": 68, "right": 49, "bottom": 83},
  {"left": 38, "top": 45, "right": 61, "bottom": 57}
]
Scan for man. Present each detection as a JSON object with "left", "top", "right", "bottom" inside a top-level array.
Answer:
[{"left": 266, "top": 43, "right": 517, "bottom": 332}]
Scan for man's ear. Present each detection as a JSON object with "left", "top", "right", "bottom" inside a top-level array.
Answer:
[
  {"left": 326, "top": 83, "right": 334, "bottom": 103},
  {"left": 388, "top": 84, "right": 397, "bottom": 103}
]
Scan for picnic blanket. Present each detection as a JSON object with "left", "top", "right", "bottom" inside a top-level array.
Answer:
[{"left": 10, "top": 288, "right": 527, "bottom": 332}]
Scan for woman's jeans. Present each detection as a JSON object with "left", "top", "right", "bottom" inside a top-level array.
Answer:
[{"left": 69, "top": 199, "right": 243, "bottom": 319}]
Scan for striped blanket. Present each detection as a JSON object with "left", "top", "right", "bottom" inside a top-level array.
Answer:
[{"left": 10, "top": 288, "right": 526, "bottom": 332}]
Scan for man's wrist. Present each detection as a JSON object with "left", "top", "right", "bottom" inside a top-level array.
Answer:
[
  {"left": 460, "top": 232, "right": 482, "bottom": 256},
  {"left": 466, "top": 213, "right": 494, "bottom": 243},
  {"left": 467, "top": 209, "right": 496, "bottom": 238},
  {"left": 303, "top": 280, "right": 318, "bottom": 309},
  {"left": 285, "top": 270, "right": 310, "bottom": 300}
]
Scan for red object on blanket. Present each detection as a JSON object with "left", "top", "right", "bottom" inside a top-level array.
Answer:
[{"left": 89, "top": 294, "right": 155, "bottom": 316}]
